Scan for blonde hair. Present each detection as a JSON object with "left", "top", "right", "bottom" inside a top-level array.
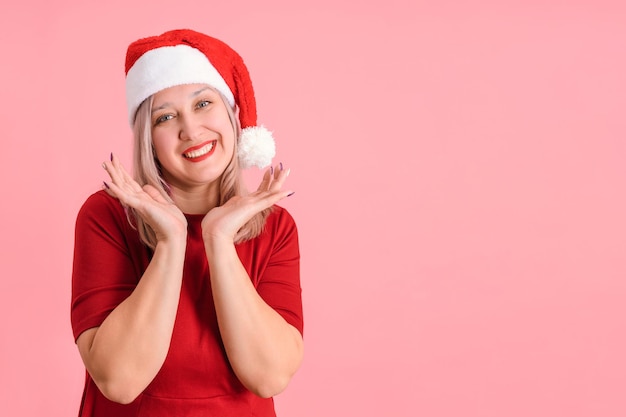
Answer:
[{"left": 129, "top": 93, "right": 270, "bottom": 250}]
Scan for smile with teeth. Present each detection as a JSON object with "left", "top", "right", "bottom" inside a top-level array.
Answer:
[{"left": 183, "top": 141, "right": 216, "bottom": 159}]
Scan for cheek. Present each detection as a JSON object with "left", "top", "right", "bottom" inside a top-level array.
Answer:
[
  {"left": 151, "top": 140, "right": 165, "bottom": 160},
  {"left": 222, "top": 121, "right": 237, "bottom": 151},
  {"left": 224, "top": 132, "right": 236, "bottom": 158},
  {"left": 151, "top": 131, "right": 174, "bottom": 157}
]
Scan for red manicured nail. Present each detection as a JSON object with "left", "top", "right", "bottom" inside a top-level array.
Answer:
[
  {"left": 270, "top": 166, "right": 274, "bottom": 176},
  {"left": 110, "top": 152, "right": 113, "bottom": 161},
  {"left": 279, "top": 162, "right": 284, "bottom": 171},
  {"left": 287, "top": 191, "right": 295, "bottom": 197},
  {"left": 103, "top": 181, "right": 110, "bottom": 189}
]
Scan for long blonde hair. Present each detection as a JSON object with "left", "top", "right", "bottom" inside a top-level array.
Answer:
[{"left": 129, "top": 93, "right": 270, "bottom": 250}]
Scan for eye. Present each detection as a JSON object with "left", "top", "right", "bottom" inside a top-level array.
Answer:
[
  {"left": 154, "top": 113, "right": 173, "bottom": 126},
  {"left": 196, "top": 100, "right": 211, "bottom": 109}
]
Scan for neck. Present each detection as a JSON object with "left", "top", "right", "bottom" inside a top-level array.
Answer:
[{"left": 168, "top": 181, "right": 220, "bottom": 215}]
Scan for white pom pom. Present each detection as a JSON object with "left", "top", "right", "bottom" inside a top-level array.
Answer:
[{"left": 238, "top": 126, "right": 276, "bottom": 169}]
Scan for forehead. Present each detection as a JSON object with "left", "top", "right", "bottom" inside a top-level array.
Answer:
[{"left": 152, "top": 83, "right": 220, "bottom": 105}]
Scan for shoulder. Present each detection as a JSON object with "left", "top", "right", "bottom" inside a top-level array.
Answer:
[
  {"left": 74, "top": 190, "right": 146, "bottom": 257},
  {"left": 238, "top": 205, "right": 299, "bottom": 252},
  {"left": 264, "top": 205, "right": 298, "bottom": 236},
  {"left": 256, "top": 205, "right": 299, "bottom": 255},
  {"left": 75, "top": 190, "right": 128, "bottom": 234},
  {"left": 78, "top": 190, "right": 124, "bottom": 216},
  {"left": 267, "top": 205, "right": 297, "bottom": 227}
]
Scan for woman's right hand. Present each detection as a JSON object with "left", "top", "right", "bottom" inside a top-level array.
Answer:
[
  {"left": 78, "top": 154, "right": 189, "bottom": 404},
  {"left": 102, "top": 154, "right": 187, "bottom": 243}
]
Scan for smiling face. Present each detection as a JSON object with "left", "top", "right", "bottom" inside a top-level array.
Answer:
[{"left": 150, "top": 83, "right": 237, "bottom": 195}]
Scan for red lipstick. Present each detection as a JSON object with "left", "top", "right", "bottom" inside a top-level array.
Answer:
[{"left": 182, "top": 140, "right": 217, "bottom": 162}]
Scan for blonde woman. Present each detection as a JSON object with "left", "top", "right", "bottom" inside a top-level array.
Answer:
[{"left": 71, "top": 29, "right": 303, "bottom": 416}]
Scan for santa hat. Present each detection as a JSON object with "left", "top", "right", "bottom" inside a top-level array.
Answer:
[{"left": 125, "top": 29, "right": 275, "bottom": 169}]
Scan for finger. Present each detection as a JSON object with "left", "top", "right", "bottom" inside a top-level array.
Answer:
[
  {"left": 111, "top": 154, "right": 143, "bottom": 193},
  {"left": 113, "top": 155, "right": 134, "bottom": 184},
  {"left": 102, "top": 181, "right": 117, "bottom": 199},
  {"left": 257, "top": 188, "right": 295, "bottom": 209},
  {"left": 102, "top": 164, "right": 139, "bottom": 207},
  {"left": 273, "top": 162, "right": 284, "bottom": 180},
  {"left": 102, "top": 179, "right": 133, "bottom": 206},
  {"left": 256, "top": 166, "right": 273, "bottom": 192},
  {"left": 102, "top": 160, "right": 123, "bottom": 186},
  {"left": 269, "top": 166, "right": 290, "bottom": 192},
  {"left": 102, "top": 161, "right": 132, "bottom": 204}
]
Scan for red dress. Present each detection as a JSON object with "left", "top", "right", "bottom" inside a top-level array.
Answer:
[{"left": 71, "top": 191, "right": 303, "bottom": 416}]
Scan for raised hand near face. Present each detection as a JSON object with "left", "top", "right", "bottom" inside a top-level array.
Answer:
[
  {"left": 102, "top": 154, "right": 188, "bottom": 243},
  {"left": 201, "top": 163, "right": 294, "bottom": 243}
]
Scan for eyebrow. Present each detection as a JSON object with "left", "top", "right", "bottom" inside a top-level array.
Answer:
[{"left": 151, "top": 87, "right": 214, "bottom": 114}]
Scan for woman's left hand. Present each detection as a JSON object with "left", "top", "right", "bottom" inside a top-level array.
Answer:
[
  {"left": 201, "top": 163, "right": 293, "bottom": 242},
  {"left": 201, "top": 163, "right": 302, "bottom": 397}
]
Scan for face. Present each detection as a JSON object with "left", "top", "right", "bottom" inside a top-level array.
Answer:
[{"left": 150, "top": 83, "right": 236, "bottom": 193}]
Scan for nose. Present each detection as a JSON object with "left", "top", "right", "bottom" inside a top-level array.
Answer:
[{"left": 178, "top": 113, "right": 204, "bottom": 141}]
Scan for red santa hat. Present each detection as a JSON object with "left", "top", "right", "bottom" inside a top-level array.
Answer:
[{"left": 125, "top": 29, "right": 275, "bottom": 169}]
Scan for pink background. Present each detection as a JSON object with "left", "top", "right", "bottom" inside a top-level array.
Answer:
[{"left": 1, "top": 1, "right": 625, "bottom": 416}]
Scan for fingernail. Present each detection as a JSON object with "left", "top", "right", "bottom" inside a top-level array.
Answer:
[
  {"left": 103, "top": 181, "right": 110, "bottom": 189},
  {"left": 270, "top": 166, "right": 274, "bottom": 176},
  {"left": 110, "top": 152, "right": 113, "bottom": 161},
  {"left": 287, "top": 191, "right": 295, "bottom": 197},
  {"left": 102, "top": 162, "right": 107, "bottom": 170},
  {"left": 280, "top": 162, "right": 284, "bottom": 171}
]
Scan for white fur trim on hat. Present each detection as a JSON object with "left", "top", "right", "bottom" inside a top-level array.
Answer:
[
  {"left": 238, "top": 126, "right": 275, "bottom": 169},
  {"left": 125, "top": 44, "right": 235, "bottom": 125}
]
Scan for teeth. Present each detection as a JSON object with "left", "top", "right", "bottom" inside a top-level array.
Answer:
[{"left": 184, "top": 142, "right": 214, "bottom": 158}]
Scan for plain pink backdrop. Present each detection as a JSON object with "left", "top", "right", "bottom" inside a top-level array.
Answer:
[{"left": 1, "top": 1, "right": 625, "bottom": 416}]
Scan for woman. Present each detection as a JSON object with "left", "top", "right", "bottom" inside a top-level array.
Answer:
[{"left": 71, "top": 29, "right": 303, "bottom": 416}]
